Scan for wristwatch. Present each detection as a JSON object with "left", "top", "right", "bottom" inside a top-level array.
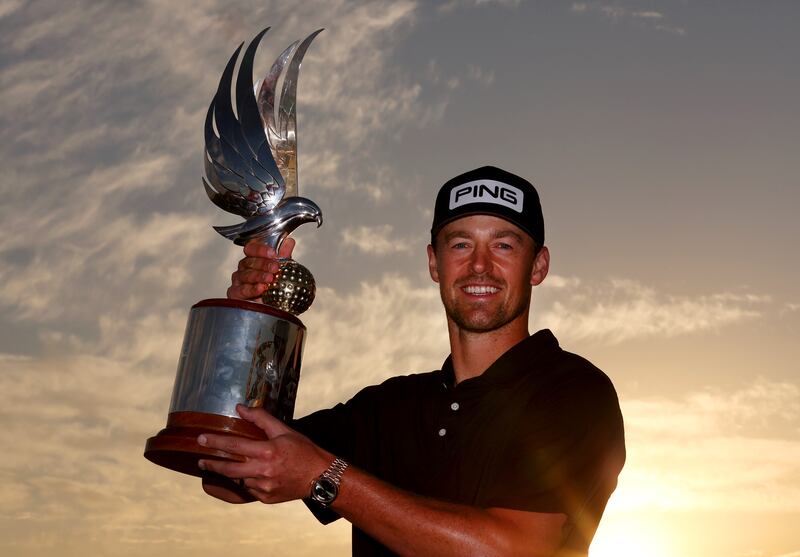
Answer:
[{"left": 309, "top": 457, "right": 349, "bottom": 508}]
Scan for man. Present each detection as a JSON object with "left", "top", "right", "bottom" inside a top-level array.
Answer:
[{"left": 198, "top": 166, "right": 625, "bottom": 556}]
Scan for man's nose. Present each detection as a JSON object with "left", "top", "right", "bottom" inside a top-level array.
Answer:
[{"left": 469, "top": 246, "right": 492, "bottom": 274}]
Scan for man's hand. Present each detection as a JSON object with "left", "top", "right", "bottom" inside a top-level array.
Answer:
[
  {"left": 227, "top": 238, "right": 296, "bottom": 301},
  {"left": 198, "top": 404, "right": 333, "bottom": 504}
]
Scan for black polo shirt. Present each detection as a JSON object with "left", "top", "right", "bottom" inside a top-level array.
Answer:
[{"left": 294, "top": 330, "right": 625, "bottom": 556}]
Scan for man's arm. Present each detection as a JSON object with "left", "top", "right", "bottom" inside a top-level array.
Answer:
[
  {"left": 332, "top": 463, "right": 567, "bottom": 557},
  {"left": 198, "top": 405, "right": 567, "bottom": 557}
]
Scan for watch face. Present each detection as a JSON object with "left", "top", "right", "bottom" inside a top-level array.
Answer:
[{"left": 312, "top": 476, "right": 338, "bottom": 505}]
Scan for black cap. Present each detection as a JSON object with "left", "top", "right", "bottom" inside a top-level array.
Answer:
[{"left": 430, "top": 166, "right": 544, "bottom": 246}]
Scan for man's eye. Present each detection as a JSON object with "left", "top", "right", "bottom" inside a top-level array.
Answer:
[
  {"left": 496, "top": 242, "right": 513, "bottom": 250},
  {"left": 451, "top": 242, "right": 470, "bottom": 249}
]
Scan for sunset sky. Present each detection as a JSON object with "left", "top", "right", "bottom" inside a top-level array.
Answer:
[{"left": 1, "top": 1, "right": 799, "bottom": 556}]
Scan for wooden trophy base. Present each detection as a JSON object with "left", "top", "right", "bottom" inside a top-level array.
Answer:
[{"left": 144, "top": 411, "right": 267, "bottom": 478}]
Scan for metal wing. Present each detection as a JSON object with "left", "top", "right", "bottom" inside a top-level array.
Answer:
[
  {"left": 257, "top": 29, "right": 323, "bottom": 199},
  {"left": 203, "top": 28, "right": 285, "bottom": 218}
]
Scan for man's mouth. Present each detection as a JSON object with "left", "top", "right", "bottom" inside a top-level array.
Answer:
[{"left": 462, "top": 285, "right": 501, "bottom": 295}]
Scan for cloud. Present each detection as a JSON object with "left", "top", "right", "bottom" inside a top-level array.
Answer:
[
  {"left": 437, "top": 0, "right": 523, "bottom": 13},
  {"left": 299, "top": 275, "right": 448, "bottom": 412},
  {"left": 569, "top": 1, "right": 686, "bottom": 36},
  {"left": 634, "top": 11, "right": 664, "bottom": 20},
  {"left": 0, "top": 209, "right": 212, "bottom": 324},
  {"left": 424, "top": 59, "right": 494, "bottom": 102},
  {"left": 541, "top": 274, "right": 581, "bottom": 289},
  {"left": 781, "top": 302, "right": 800, "bottom": 315},
  {"left": 598, "top": 5, "right": 626, "bottom": 19},
  {"left": 570, "top": 2, "right": 589, "bottom": 13},
  {"left": 0, "top": 0, "right": 428, "bottom": 200},
  {"left": 535, "top": 278, "right": 768, "bottom": 344},
  {"left": 0, "top": 0, "right": 451, "bottom": 354},
  {"left": 0, "top": 329, "right": 353, "bottom": 557},
  {"left": 426, "top": 58, "right": 495, "bottom": 91},
  {"left": 467, "top": 64, "right": 495, "bottom": 86},
  {"left": 341, "top": 224, "right": 413, "bottom": 255},
  {"left": 613, "top": 378, "right": 800, "bottom": 513},
  {"left": 654, "top": 24, "right": 687, "bottom": 37},
  {"left": 0, "top": 0, "right": 22, "bottom": 18}
]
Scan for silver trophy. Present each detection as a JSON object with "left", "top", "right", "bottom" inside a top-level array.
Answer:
[{"left": 145, "top": 28, "right": 323, "bottom": 477}]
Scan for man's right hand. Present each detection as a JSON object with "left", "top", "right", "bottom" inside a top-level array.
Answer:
[{"left": 227, "top": 237, "right": 296, "bottom": 301}]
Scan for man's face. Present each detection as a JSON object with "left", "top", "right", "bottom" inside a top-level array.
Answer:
[{"left": 427, "top": 215, "right": 549, "bottom": 334}]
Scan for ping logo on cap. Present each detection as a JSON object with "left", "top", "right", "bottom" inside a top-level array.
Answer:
[{"left": 448, "top": 179, "right": 524, "bottom": 213}]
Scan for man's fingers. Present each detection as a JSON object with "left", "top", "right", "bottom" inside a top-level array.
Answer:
[
  {"left": 237, "top": 405, "right": 293, "bottom": 438},
  {"left": 278, "top": 237, "right": 295, "bottom": 259},
  {"left": 202, "top": 477, "right": 257, "bottom": 504},
  {"left": 198, "top": 457, "right": 262, "bottom": 478},
  {"left": 198, "top": 433, "right": 268, "bottom": 459},
  {"left": 227, "top": 282, "right": 267, "bottom": 301},
  {"left": 238, "top": 257, "right": 281, "bottom": 273},
  {"left": 243, "top": 240, "right": 277, "bottom": 259},
  {"left": 236, "top": 269, "right": 275, "bottom": 285}
]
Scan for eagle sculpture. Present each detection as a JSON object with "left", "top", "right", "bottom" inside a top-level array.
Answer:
[{"left": 203, "top": 28, "right": 323, "bottom": 248}]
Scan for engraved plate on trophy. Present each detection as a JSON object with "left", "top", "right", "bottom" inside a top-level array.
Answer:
[{"left": 144, "top": 27, "right": 323, "bottom": 477}]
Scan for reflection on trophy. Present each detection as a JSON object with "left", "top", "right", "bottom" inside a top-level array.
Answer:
[{"left": 144, "top": 27, "right": 323, "bottom": 478}]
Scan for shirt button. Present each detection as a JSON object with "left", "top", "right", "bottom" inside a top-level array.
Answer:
[
  {"left": 450, "top": 402, "right": 459, "bottom": 411},
  {"left": 438, "top": 428, "right": 447, "bottom": 437}
]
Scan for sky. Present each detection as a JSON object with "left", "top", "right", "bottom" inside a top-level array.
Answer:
[{"left": 1, "top": 1, "right": 798, "bottom": 556}]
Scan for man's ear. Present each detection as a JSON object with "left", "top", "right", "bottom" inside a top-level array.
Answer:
[
  {"left": 427, "top": 244, "right": 440, "bottom": 283},
  {"left": 531, "top": 246, "right": 550, "bottom": 286}
]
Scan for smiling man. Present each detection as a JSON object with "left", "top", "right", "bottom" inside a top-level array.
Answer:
[{"left": 199, "top": 166, "right": 626, "bottom": 556}]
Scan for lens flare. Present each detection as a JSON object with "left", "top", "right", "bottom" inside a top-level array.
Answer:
[{"left": 590, "top": 515, "right": 674, "bottom": 557}]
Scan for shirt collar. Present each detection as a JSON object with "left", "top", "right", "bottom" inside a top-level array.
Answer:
[{"left": 439, "top": 329, "right": 560, "bottom": 390}]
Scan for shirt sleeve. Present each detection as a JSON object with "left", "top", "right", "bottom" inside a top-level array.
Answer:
[
  {"left": 293, "top": 402, "right": 356, "bottom": 459},
  {"left": 292, "top": 381, "right": 392, "bottom": 525},
  {"left": 485, "top": 369, "right": 626, "bottom": 534},
  {"left": 292, "top": 403, "right": 354, "bottom": 525}
]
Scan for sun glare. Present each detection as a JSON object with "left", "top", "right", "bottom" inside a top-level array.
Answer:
[{"left": 590, "top": 516, "right": 674, "bottom": 557}]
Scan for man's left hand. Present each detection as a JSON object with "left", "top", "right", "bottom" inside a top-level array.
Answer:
[{"left": 198, "top": 405, "right": 333, "bottom": 504}]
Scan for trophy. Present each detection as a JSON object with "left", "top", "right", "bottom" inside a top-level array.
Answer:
[{"left": 144, "top": 28, "right": 323, "bottom": 478}]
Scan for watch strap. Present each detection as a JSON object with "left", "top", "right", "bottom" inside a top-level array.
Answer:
[
  {"left": 310, "top": 457, "right": 348, "bottom": 507},
  {"left": 323, "top": 457, "right": 348, "bottom": 485}
]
